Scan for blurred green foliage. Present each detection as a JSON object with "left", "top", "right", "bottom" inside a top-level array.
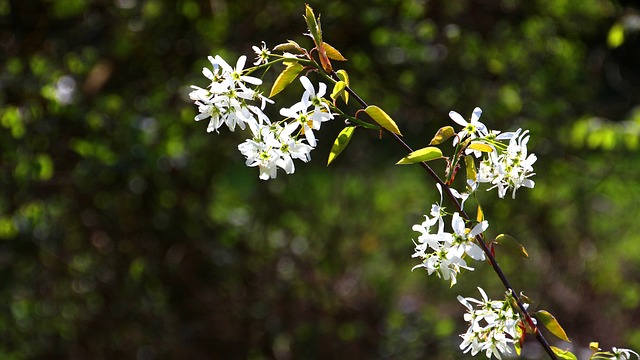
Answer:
[{"left": 1, "top": 0, "right": 639, "bottom": 358}]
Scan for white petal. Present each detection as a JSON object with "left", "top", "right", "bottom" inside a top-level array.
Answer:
[
  {"left": 214, "top": 55, "right": 232, "bottom": 72},
  {"left": 235, "top": 55, "right": 247, "bottom": 72},
  {"left": 316, "top": 82, "right": 327, "bottom": 97},
  {"left": 299, "top": 75, "right": 314, "bottom": 95},
  {"left": 466, "top": 243, "right": 485, "bottom": 261},
  {"left": 451, "top": 212, "right": 465, "bottom": 235},
  {"left": 471, "top": 107, "right": 482, "bottom": 123},
  {"left": 449, "top": 110, "right": 468, "bottom": 127},
  {"left": 202, "top": 67, "right": 214, "bottom": 80}
]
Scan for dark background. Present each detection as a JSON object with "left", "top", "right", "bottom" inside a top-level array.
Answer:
[{"left": 1, "top": 0, "right": 640, "bottom": 358}]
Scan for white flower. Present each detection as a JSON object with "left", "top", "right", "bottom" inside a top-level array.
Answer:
[
  {"left": 215, "top": 54, "right": 262, "bottom": 89},
  {"left": 300, "top": 75, "right": 332, "bottom": 114},
  {"left": 611, "top": 347, "right": 640, "bottom": 360},
  {"left": 429, "top": 183, "right": 447, "bottom": 233},
  {"left": 450, "top": 212, "right": 487, "bottom": 261},
  {"left": 238, "top": 138, "right": 279, "bottom": 180},
  {"left": 413, "top": 241, "right": 471, "bottom": 287},
  {"left": 449, "top": 107, "right": 487, "bottom": 146},
  {"left": 411, "top": 209, "right": 485, "bottom": 287},
  {"left": 476, "top": 128, "right": 537, "bottom": 199},
  {"left": 458, "top": 288, "right": 524, "bottom": 360},
  {"left": 252, "top": 41, "right": 270, "bottom": 65},
  {"left": 190, "top": 54, "right": 274, "bottom": 134},
  {"left": 274, "top": 125, "right": 313, "bottom": 174},
  {"left": 280, "top": 102, "right": 320, "bottom": 147}
]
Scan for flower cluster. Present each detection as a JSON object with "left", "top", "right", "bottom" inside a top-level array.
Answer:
[
  {"left": 457, "top": 287, "right": 525, "bottom": 360},
  {"left": 189, "top": 47, "right": 334, "bottom": 180},
  {"left": 449, "top": 107, "right": 537, "bottom": 199},
  {"left": 411, "top": 186, "right": 488, "bottom": 286},
  {"left": 189, "top": 55, "right": 270, "bottom": 134}
]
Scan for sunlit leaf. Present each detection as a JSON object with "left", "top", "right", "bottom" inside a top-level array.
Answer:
[
  {"left": 336, "top": 69, "right": 349, "bottom": 103},
  {"left": 468, "top": 141, "right": 494, "bottom": 153},
  {"left": 514, "top": 338, "right": 522, "bottom": 356},
  {"left": 327, "top": 126, "right": 355, "bottom": 165},
  {"left": 304, "top": 4, "right": 332, "bottom": 73},
  {"left": 464, "top": 155, "right": 476, "bottom": 183},
  {"left": 494, "top": 234, "right": 529, "bottom": 259},
  {"left": 273, "top": 40, "right": 305, "bottom": 54},
  {"left": 269, "top": 61, "right": 304, "bottom": 97},
  {"left": 429, "top": 126, "right": 455, "bottom": 145},
  {"left": 364, "top": 105, "right": 402, "bottom": 136},
  {"left": 323, "top": 42, "right": 347, "bottom": 61},
  {"left": 536, "top": 310, "right": 571, "bottom": 342},
  {"left": 515, "top": 324, "right": 526, "bottom": 356},
  {"left": 551, "top": 346, "right": 578, "bottom": 360},
  {"left": 589, "top": 342, "right": 601, "bottom": 352},
  {"left": 396, "top": 146, "right": 443, "bottom": 165},
  {"left": 477, "top": 204, "right": 484, "bottom": 222},
  {"left": 331, "top": 81, "right": 346, "bottom": 101}
]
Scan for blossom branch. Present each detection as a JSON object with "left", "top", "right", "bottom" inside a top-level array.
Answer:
[{"left": 335, "top": 72, "right": 558, "bottom": 360}]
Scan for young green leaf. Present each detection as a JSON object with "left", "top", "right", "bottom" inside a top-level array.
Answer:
[
  {"left": 468, "top": 141, "right": 494, "bottom": 153},
  {"left": 494, "top": 234, "right": 529, "bottom": 259},
  {"left": 429, "top": 126, "right": 455, "bottom": 145},
  {"left": 269, "top": 61, "right": 304, "bottom": 97},
  {"left": 331, "top": 81, "right": 346, "bottom": 102},
  {"left": 327, "top": 126, "right": 355, "bottom": 165},
  {"left": 551, "top": 347, "right": 578, "bottom": 360},
  {"left": 336, "top": 69, "right": 349, "bottom": 104},
  {"left": 304, "top": 5, "right": 320, "bottom": 43},
  {"left": 323, "top": 42, "right": 347, "bottom": 61},
  {"left": 536, "top": 310, "right": 571, "bottom": 342},
  {"left": 464, "top": 155, "right": 477, "bottom": 184},
  {"left": 514, "top": 325, "right": 525, "bottom": 356},
  {"left": 304, "top": 4, "right": 332, "bottom": 73},
  {"left": 273, "top": 40, "right": 305, "bottom": 54},
  {"left": 396, "top": 147, "right": 443, "bottom": 165},
  {"left": 364, "top": 105, "right": 402, "bottom": 136}
]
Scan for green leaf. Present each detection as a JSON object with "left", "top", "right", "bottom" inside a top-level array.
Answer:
[
  {"left": 269, "top": 61, "right": 303, "bottom": 97},
  {"left": 336, "top": 70, "right": 349, "bottom": 104},
  {"left": 429, "top": 126, "right": 455, "bottom": 145},
  {"left": 273, "top": 40, "right": 305, "bottom": 54},
  {"left": 327, "top": 126, "right": 356, "bottom": 165},
  {"left": 331, "top": 81, "right": 346, "bottom": 101},
  {"left": 336, "top": 69, "right": 349, "bottom": 83},
  {"left": 607, "top": 23, "right": 625, "bottom": 49},
  {"left": 323, "top": 42, "right": 347, "bottom": 61},
  {"left": 304, "top": 5, "right": 321, "bottom": 44},
  {"left": 551, "top": 346, "right": 578, "bottom": 360},
  {"left": 468, "top": 141, "right": 494, "bottom": 153},
  {"left": 536, "top": 310, "right": 571, "bottom": 342},
  {"left": 494, "top": 234, "right": 529, "bottom": 259},
  {"left": 364, "top": 105, "right": 402, "bottom": 136},
  {"left": 464, "top": 155, "right": 477, "bottom": 183},
  {"left": 396, "top": 146, "right": 443, "bottom": 165},
  {"left": 304, "top": 4, "right": 332, "bottom": 72}
]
